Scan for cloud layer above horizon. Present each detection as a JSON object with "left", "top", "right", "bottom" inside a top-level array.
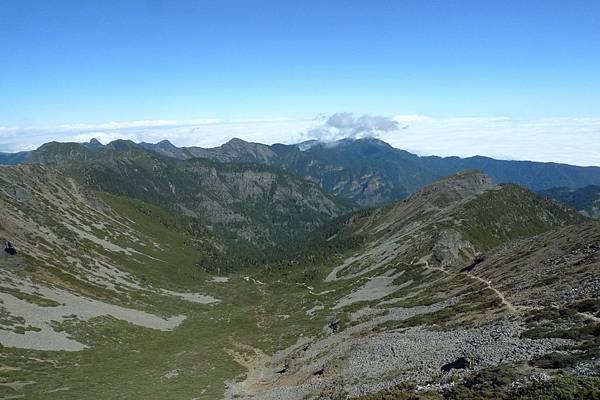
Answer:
[
  {"left": 1, "top": 114, "right": 599, "bottom": 167},
  {"left": 304, "top": 113, "right": 399, "bottom": 142}
]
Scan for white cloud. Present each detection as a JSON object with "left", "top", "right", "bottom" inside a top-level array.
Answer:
[
  {"left": 302, "top": 112, "right": 399, "bottom": 142},
  {"left": 379, "top": 117, "right": 600, "bottom": 167},
  {"left": 392, "top": 114, "right": 432, "bottom": 123},
  {"left": 59, "top": 119, "right": 224, "bottom": 131},
  {"left": 0, "top": 115, "right": 599, "bottom": 166}
]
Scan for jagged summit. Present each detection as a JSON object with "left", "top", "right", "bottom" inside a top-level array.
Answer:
[
  {"left": 155, "top": 139, "right": 176, "bottom": 148},
  {"left": 82, "top": 138, "right": 104, "bottom": 150}
]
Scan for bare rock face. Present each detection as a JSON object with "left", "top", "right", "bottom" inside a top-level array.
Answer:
[{"left": 432, "top": 229, "right": 477, "bottom": 268}]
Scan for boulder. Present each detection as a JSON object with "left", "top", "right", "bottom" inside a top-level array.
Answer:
[{"left": 441, "top": 357, "right": 471, "bottom": 373}]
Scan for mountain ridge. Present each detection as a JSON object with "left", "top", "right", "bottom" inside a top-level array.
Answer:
[
  {"left": 221, "top": 170, "right": 594, "bottom": 399},
  {"left": 4, "top": 137, "right": 600, "bottom": 207},
  {"left": 40, "top": 145, "right": 352, "bottom": 263},
  {"left": 539, "top": 185, "right": 600, "bottom": 219}
]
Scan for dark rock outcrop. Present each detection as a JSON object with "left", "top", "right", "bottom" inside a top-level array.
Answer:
[{"left": 441, "top": 357, "right": 471, "bottom": 373}]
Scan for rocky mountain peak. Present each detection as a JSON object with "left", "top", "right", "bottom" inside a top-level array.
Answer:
[
  {"left": 219, "top": 137, "right": 277, "bottom": 162},
  {"left": 223, "top": 137, "right": 249, "bottom": 147},
  {"left": 106, "top": 139, "right": 140, "bottom": 151},
  {"left": 81, "top": 138, "right": 105, "bottom": 151},
  {"left": 407, "top": 170, "right": 495, "bottom": 203},
  {"left": 156, "top": 139, "right": 177, "bottom": 149}
]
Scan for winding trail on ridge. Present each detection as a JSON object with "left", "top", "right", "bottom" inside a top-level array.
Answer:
[
  {"left": 415, "top": 254, "right": 517, "bottom": 313},
  {"left": 467, "top": 274, "right": 517, "bottom": 313}
]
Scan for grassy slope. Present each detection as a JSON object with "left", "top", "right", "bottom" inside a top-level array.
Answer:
[
  {"left": 1, "top": 175, "right": 596, "bottom": 399},
  {"left": 0, "top": 193, "right": 348, "bottom": 400},
  {"left": 64, "top": 148, "right": 351, "bottom": 256},
  {"left": 455, "top": 184, "right": 584, "bottom": 250}
]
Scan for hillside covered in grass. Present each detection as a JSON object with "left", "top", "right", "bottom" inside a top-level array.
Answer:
[
  {"left": 0, "top": 164, "right": 598, "bottom": 399},
  {"left": 16, "top": 141, "right": 353, "bottom": 264}
]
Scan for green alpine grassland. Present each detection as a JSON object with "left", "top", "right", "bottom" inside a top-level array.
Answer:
[{"left": 0, "top": 144, "right": 599, "bottom": 399}]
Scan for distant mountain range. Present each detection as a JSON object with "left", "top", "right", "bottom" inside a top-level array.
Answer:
[
  {"left": 539, "top": 185, "right": 600, "bottom": 219},
  {"left": 3, "top": 137, "right": 600, "bottom": 207}
]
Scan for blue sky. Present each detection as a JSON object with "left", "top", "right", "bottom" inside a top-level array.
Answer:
[{"left": 1, "top": 1, "right": 599, "bottom": 164}]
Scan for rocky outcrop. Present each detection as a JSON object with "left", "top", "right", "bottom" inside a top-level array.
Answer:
[{"left": 441, "top": 357, "right": 471, "bottom": 373}]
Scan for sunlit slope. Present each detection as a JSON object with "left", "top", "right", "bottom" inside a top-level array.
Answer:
[
  {"left": 224, "top": 172, "right": 596, "bottom": 399},
  {"left": 0, "top": 167, "right": 597, "bottom": 399},
  {"left": 0, "top": 165, "right": 292, "bottom": 399},
  {"left": 28, "top": 140, "right": 352, "bottom": 260}
]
